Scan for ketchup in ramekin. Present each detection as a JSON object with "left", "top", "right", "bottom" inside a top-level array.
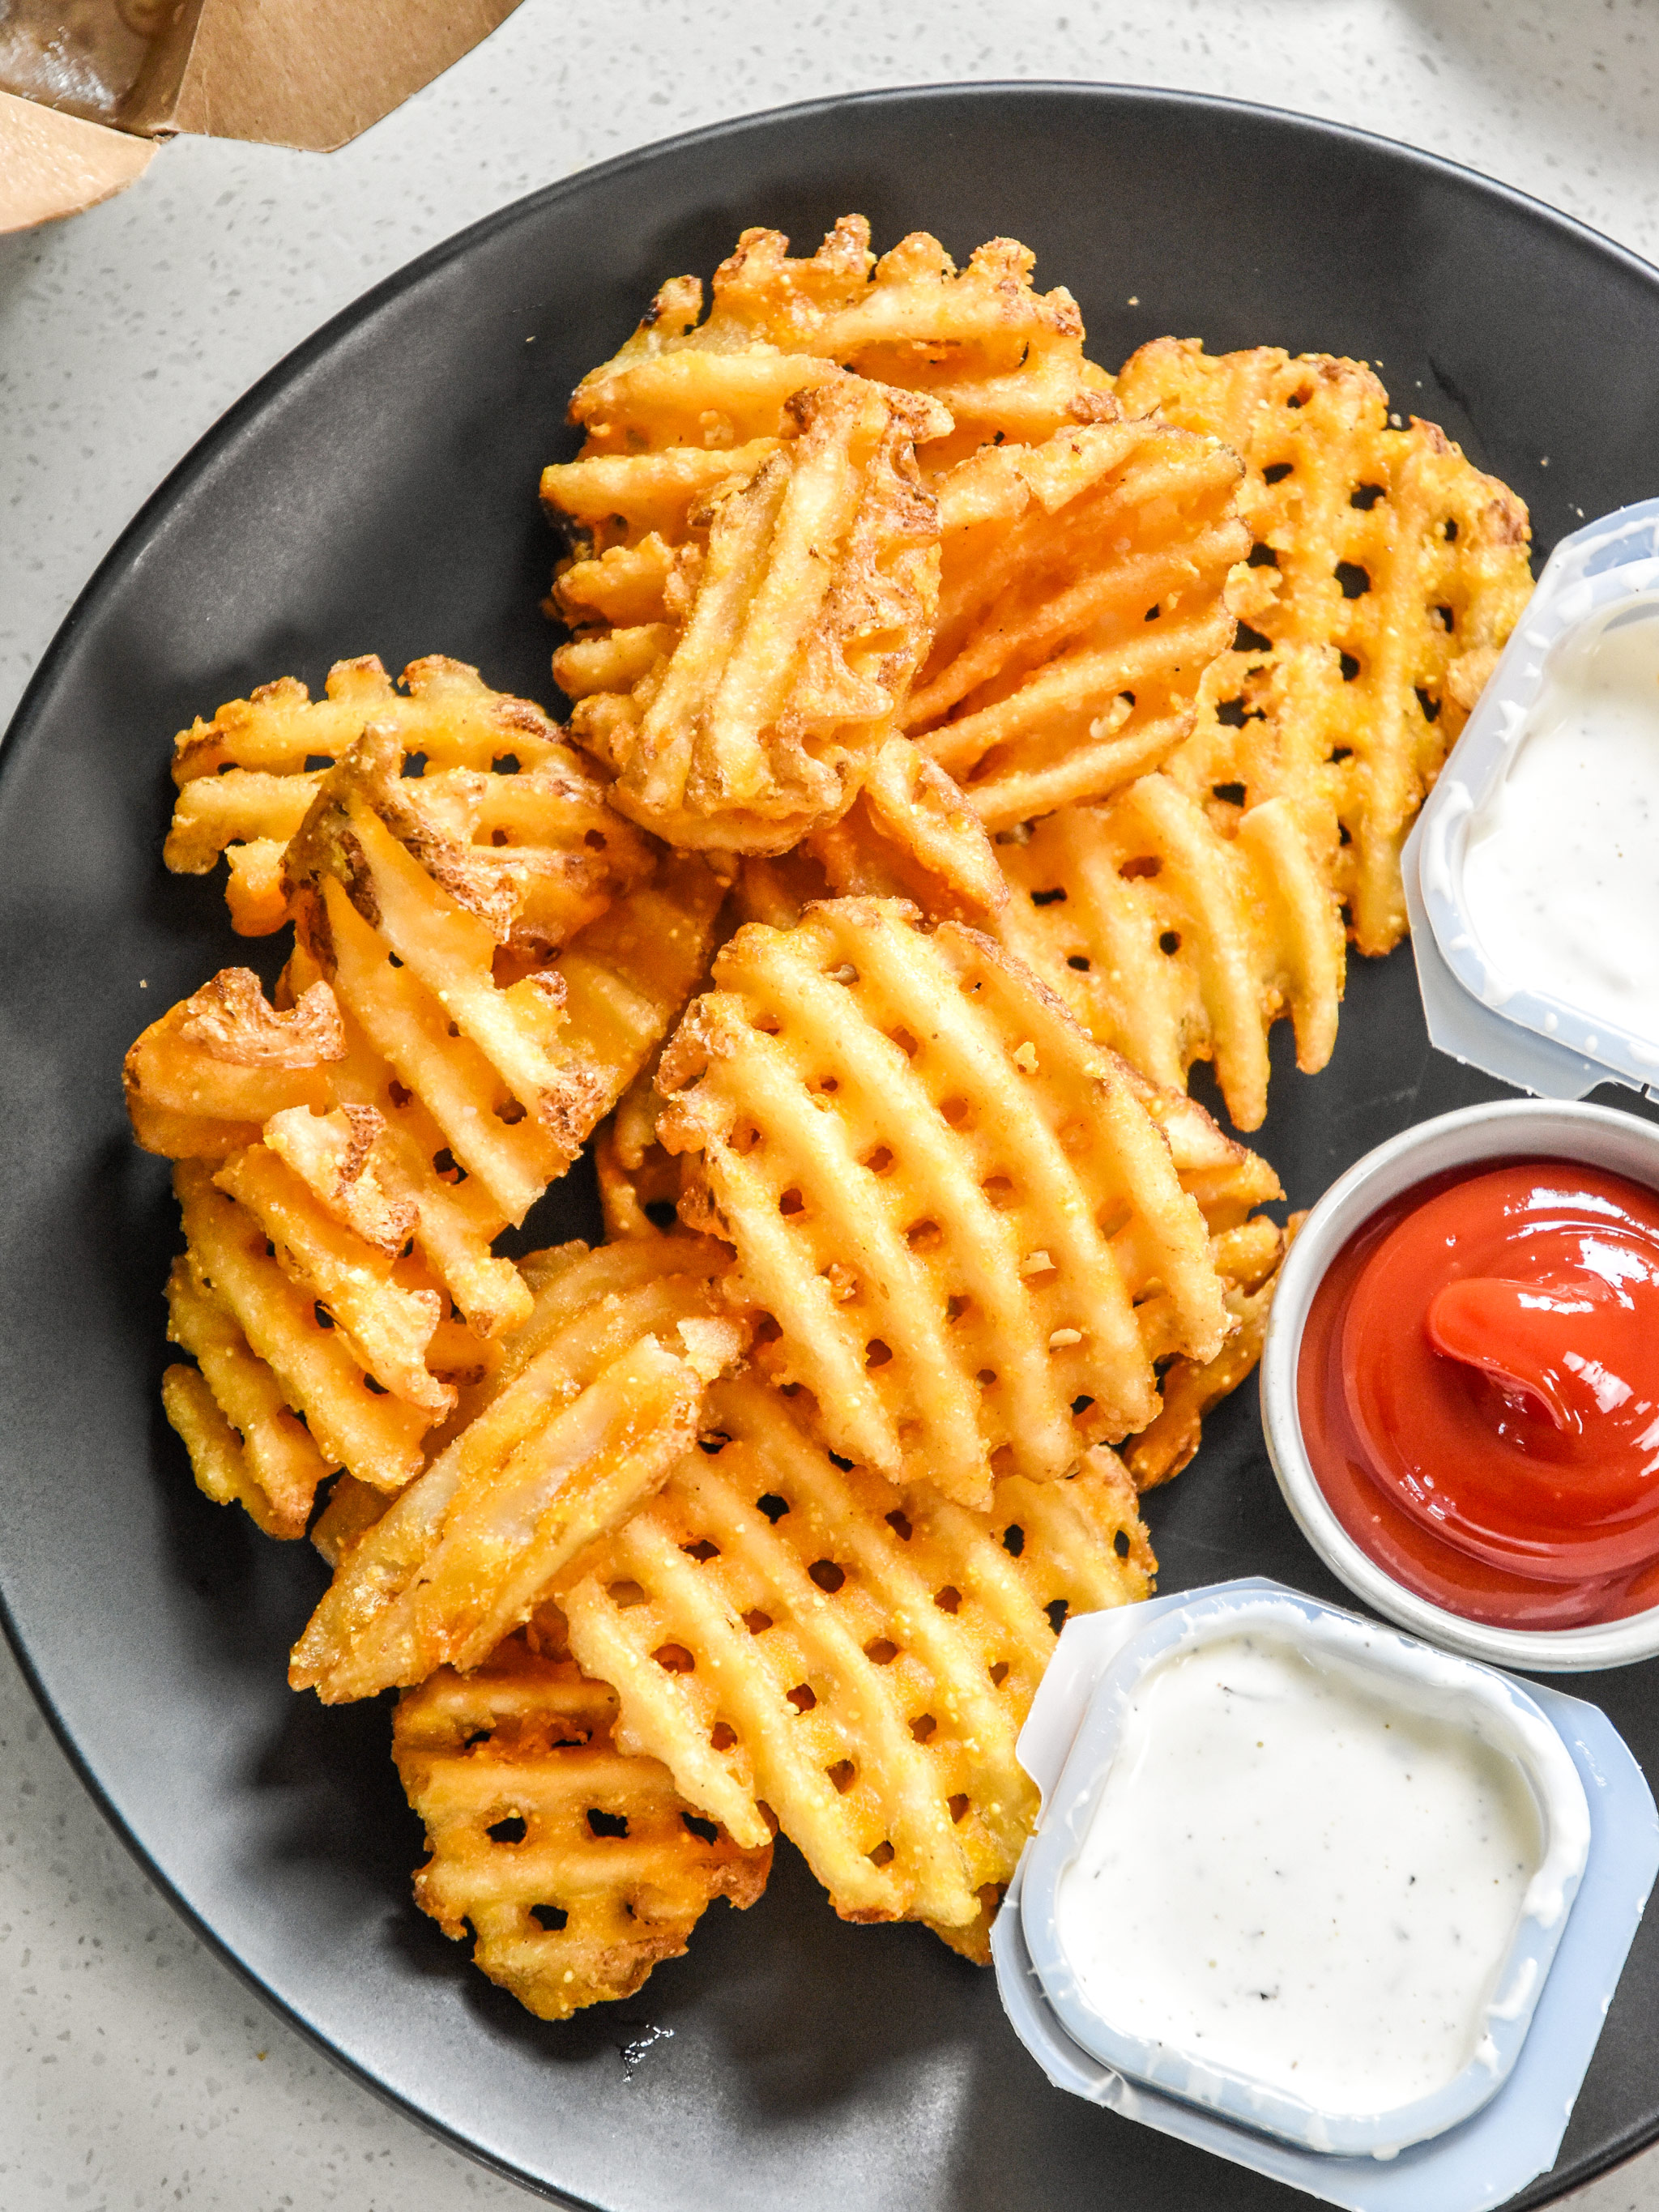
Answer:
[{"left": 1299, "top": 1159, "right": 1659, "bottom": 1630}]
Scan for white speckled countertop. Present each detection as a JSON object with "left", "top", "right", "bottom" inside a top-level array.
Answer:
[{"left": 6, "top": 3, "right": 1659, "bottom": 2206}]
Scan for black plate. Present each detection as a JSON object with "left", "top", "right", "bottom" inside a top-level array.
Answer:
[{"left": 6, "top": 80, "right": 1659, "bottom": 2212}]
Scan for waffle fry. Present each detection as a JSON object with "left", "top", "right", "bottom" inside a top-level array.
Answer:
[
  {"left": 992, "top": 777, "right": 1341, "bottom": 1131},
  {"left": 265, "top": 952, "right": 534, "bottom": 1346},
  {"left": 730, "top": 740, "right": 1007, "bottom": 942},
  {"left": 565, "top": 216, "right": 1115, "bottom": 482},
  {"left": 1128, "top": 1068, "right": 1283, "bottom": 1235},
  {"left": 309, "top": 1471, "right": 390, "bottom": 1566},
  {"left": 166, "top": 655, "right": 641, "bottom": 944},
  {"left": 1115, "top": 340, "right": 1533, "bottom": 953},
  {"left": 161, "top": 1255, "right": 334, "bottom": 1538},
  {"left": 900, "top": 418, "right": 1249, "bottom": 829},
  {"left": 287, "top": 736, "right": 725, "bottom": 1218},
  {"left": 394, "top": 1637, "right": 770, "bottom": 2019},
  {"left": 138, "top": 968, "right": 530, "bottom": 1534},
  {"left": 552, "top": 380, "right": 946, "bottom": 855},
  {"left": 559, "top": 1375, "right": 1150, "bottom": 1936},
  {"left": 124, "top": 968, "right": 344, "bottom": 1161},
  {"left": 173, "top": 1161, "right": 431, "bottom": 1493},
  {"left": 655, "top": 897, "right": 1226, "bottom": 1509},
  {"left": 1122, "top": 1212, "right": 1301, "bottom": 1489},
  {"left": 594, "top": 1063, "right": 684, "bottom": 1242},
  {"left": 213, "top": 1140, "right": 456, "bottom": 1417},
  {"left": 289, "top": 1238, "right": 748, "bottom": 1703}
]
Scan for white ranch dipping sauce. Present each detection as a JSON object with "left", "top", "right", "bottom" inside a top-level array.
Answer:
[
  {"left": 1053, "top": 1631, "right": 1543, "bottom": 2116},
  {"left": 1461, "top": 602, "right": 1659, "bottom": 1046}
]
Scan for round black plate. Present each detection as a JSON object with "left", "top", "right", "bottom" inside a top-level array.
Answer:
[{"left": 5, "top": 81, "right": 1659, "bottom": 2212}]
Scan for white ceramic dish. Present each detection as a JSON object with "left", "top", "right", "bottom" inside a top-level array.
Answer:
[
  {"left": 1405, "top": 498, "right": 1659, "bottom": 1102},
  {"left": 1260, "top": 1097, "right": 1659, "bottom": 1670},
  {"left": 1017, "top": 1588, "right": 1589, "bottom": 2157}
]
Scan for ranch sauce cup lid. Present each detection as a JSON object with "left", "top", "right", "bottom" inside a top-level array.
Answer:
[{"left": 1406, "top": 497, "right": 1659, "bottom": 1100}]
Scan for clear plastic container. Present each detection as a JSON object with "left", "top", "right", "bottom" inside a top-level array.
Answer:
[
  {"left": 1018, "top": 1588, "right": 1589, "bottom": 2157},
  {"left": 993, "top": 1579, "right": 1659, "bottom": 2212},
  {"left": 1405, "top": 498, "right": 1659, "bottom": 1099}
]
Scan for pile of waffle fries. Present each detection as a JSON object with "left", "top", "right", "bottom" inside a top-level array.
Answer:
[{"left": 123, "top": 215, "right": 1533, "bottom": 2018}]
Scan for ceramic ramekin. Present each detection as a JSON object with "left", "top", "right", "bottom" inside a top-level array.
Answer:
[{"left": 1260, "top": 1098, "right": 1659, "bottom": 1671}]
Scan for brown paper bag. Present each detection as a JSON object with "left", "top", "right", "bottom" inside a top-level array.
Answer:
[{"left": 1, "top": 0, "right": 524, "bottom": 232}]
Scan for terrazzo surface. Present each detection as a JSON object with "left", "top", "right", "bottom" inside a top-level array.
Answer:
[{"left": 6, "top": 2, "right": 1659, "bottom": 2205}]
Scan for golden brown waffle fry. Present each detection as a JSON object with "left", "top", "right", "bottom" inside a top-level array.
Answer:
[
  {"left": 275, "top": 951, "right": 534, "bottom": 1345},
  {"left": 655, "top": 897, "right": 1226, "bottom": 1509},
  {"left": 564, "top": 215, "right": 1115, "bottom": 482},
  {"left": 165, "top": 655, "right": 642, "bottom": 944},
  {"left": 901, "top": 418, "right": 1249, "bottom": 829},
  {"left": 124, "top": 968, "right": 344, "bottom": 1161},
  {"left": 287, "top": 735, "right": 725, "bottom": 1217},
  {"left": 289, "top": 1238, "right": 748, "bottom": 1703},
  {"left": 804, "top": 737, "right": 1007, "bottom": 923},
  {"left": 309, "top": 1472, "right": 390, "bottom": 1566},
  {"left": 162, "top": 1256, "right": 334, "bottom": 1538},
  {"left": 130, "top": 832, "right": 711, "bottom": 1425},
  {"left": 213, "top": 1141, "right": 456, "bottom": 1417},
  {"left": 394, "top": 1637, "right": 770, "bottom": 2020},
  {"left": 1115, "top": 340, "right": 1533, "bottom": 953},
  {"left": 594, "top": 1063, "right": 684, "bottom": 1242},
  {"left": 559, "top": 1375, "right": 1150, "bottom": 1933},
  {"left": 1121, "top": 1212, "right": 1302, "bottom": 1489},
  {"left": 1124, "top": 1065, "right": 1283, "bottom": 1234},
  {"left": 173, "top": 1161, "right": 431, "bottom": 1493},
  {"left": 158, "top": 1362, "right": 297, "bottom": 1540},
  {"left": 552, "top": 380, "right": 946, "bottom": 855},
  {"left": 992, "top": 777, "right": 1342, "bottom": 1132},
  {"left": 730, "top": 740, "right": 1007, "bottom": 939}
]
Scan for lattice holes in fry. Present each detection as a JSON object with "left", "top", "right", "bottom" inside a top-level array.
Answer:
[
  {"left": 285, "top": 737, "right": 726, "bottom": 1217},
  {"left": 1115, "top": 340, "right": 1533, "bottom": 953},
  {"left": 559, "top": 1375, "right": 1151, "bottom": 1941},
  {"left": 171, "top": 1160, "right": 433, "bottom": 1495},
  {"left": 394, "top": 1636, "right": 770, "bottom": 2019},
  {"left": 656, "top": 897, "right": 1227, "bottom": 1509},
  {"left": 290, "top": 1238, "right": 748, "bottom": 1703},
  {"left": 992, "top": 777, "right": 1342, "bottom": 1132},
  {"left": 166, "top": 654, "right": 650, "bottom": 943}
]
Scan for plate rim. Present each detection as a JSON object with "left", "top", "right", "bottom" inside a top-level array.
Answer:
[{"left": 4, "top": 76, "right": 1659, "bottom": 2212}]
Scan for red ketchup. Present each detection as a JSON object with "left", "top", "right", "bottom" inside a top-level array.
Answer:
[{"left": 1299, "top": 1159, "right": 1659, "bottom": 1629}]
